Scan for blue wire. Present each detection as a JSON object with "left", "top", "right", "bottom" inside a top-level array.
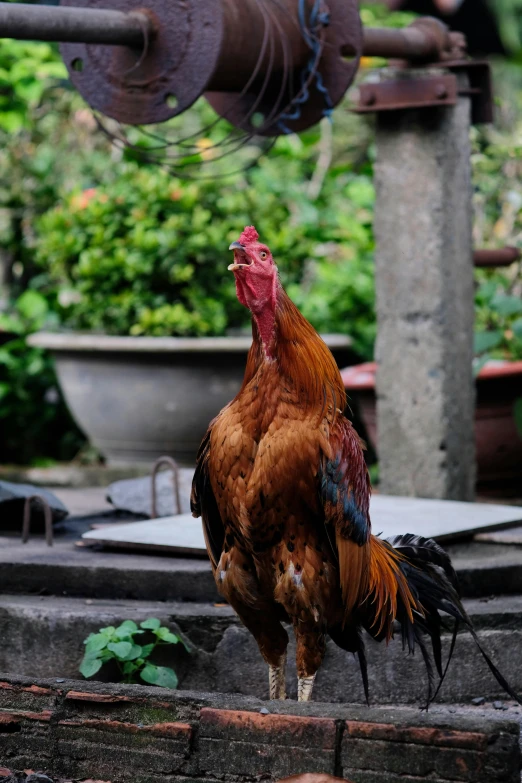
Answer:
[{"left": 277, "top": 0, "right": 333, "bottom": 134}]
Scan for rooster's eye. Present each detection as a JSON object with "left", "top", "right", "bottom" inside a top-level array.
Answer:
[{"left": 260, "top": 252, "right": 267, "bottom": 259}]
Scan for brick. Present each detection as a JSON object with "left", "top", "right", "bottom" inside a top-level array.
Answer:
[
  {"left": 198, "top": 709, "right": 337, "bottom": 778},
  {"left": 345, "top": 721, "right": 489, "bottom": 751},
  {"left": 0, "top": 681, "right": 57, "bottom": 712},
  {"left": 55, "top": 740, "right": 186, "bottom": 775},
  {"left": 65, "top": 691, "right": 133, "bottom": 704},
  {"left": 0, "top": 682, "right": 54, "bottom": 696},
  {"left": 200, "top": 708, "right": 336, "bottom": 747},
  {"left": 199, "top": 736, "right": 335, "bottom": 779},
  {"left": 343, "top": 738, "right": 487, "bottom": 781},
  {"left": 65, "top": 690, "right": 172, "bottom": 709},
  {"left": 58, "top": 718, "right": 191, "bottom": 741},
  {"left": 0, "top": 709, "right": 52, "bottom": 723}
]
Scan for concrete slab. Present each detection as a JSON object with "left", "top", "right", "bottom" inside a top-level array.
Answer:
[
  {"left": 0, "top": 537, "right": 218, "bottom": 603},
  {"left": 5, "top": 533, "right": 522, "bottom": 602},
  {"left": 81, "top": 496, "right": 522, "bottom": 554}
]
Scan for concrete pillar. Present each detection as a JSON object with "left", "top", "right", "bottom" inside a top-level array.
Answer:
[{"left": 373, "top": 72, "right": 476, "bottom": 500}]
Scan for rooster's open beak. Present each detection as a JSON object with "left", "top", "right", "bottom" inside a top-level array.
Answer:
[{"left": 228, "top": 241, "right": 252, "bottom": 271}]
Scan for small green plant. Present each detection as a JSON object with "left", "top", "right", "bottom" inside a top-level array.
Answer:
[
  {"left": 474, "top": 272, "right": 522, "bottom": 368},
  {"left": 80, "top": 618, "right": 187, "bottom": 689}
]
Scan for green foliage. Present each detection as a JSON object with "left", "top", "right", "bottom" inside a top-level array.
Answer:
[
  {"left": 0, "top": 291, "right": 83, "bottom": 464},
  {"left": 33, "top": 156, "right": 377, "bottom": 353},
  {"left": 80, "top": 618, "right": 187, "bottom": 688},
  {"left": 287, "top": 175, "right": 376, "bottom": 358},
  {"left": 474, "top": 274, "right": 522, "bottom": 363},
  {"left": 359, "top": 3, "right": 416, "bottom": 30},
  {"left": 472, "top": 111, "right": 522, "bottom": 365},
  {"left": 0, "top": 39, "right": 114, "bottom": 294},
  {"left": 489, "top": 0, "right": 522, "bottom": 57},
  {"left": 0, "top": 40, "right": 67, "bottom": 133}
]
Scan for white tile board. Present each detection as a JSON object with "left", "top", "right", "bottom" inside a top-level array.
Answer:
[{"left": 82, "top": 495, "right": 522, "bottom": 554}]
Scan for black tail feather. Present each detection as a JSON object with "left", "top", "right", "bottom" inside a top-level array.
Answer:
[
  {"left": 329, "top": 623, "right": 370, "bottom": 705},
  {"left": 384, "top": 533, "right": 522, "bottom": 707}
]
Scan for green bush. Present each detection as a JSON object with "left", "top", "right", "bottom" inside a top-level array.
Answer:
[
  {"left": 0, "top": 290, "right": 83, "bottom": 464},
  {"left": 33, "top": 156, "right": 377, "bottom": 356},
  {"left": 472, "top": 116, "right": 522, "bottom": 365}
]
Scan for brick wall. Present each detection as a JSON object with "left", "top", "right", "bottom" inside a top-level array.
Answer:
[{"left": 0, "top": 675, "right": 519, "bottom": 783}]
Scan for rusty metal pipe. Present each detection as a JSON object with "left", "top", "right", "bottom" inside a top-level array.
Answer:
[
  {"left": 0, "top": 2, "right": 154, "bottom": 46},
  {"left": 209, "top": 0, "right": 311, "bottom": 92},
  {"left": 362, "top": 18, "right": 466, "bottom": 62},
  {"left": 473, "top": 247, "right": 521, "bottom": 268}
]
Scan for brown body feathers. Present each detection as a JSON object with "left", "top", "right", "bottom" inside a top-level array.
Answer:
[{"left": 192, "top": 234, "right": 520, "bottom": 704}]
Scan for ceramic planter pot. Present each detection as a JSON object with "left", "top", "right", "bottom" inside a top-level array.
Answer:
[
  {"left": 29, "top": 332, "right": 353, "bottom": 466},
  {"left": 341, "top": 360, "right": 522, "bottom": 492}
]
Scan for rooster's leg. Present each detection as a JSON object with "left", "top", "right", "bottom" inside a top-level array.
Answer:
[
  {"left": 297, "top": 674, "right": 316, "bottom": 702},
  {"left": 269, "top": 651, "right": 287, "bottom": 699},
  {"left": 294, "top": 621, "right": 325, "bottom": 702}
]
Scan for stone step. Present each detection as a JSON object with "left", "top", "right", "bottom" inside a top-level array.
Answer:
[
  {"left": 4, "top": 535, "right": 522, "bottom": 603},
  {"left": 0, "top": 673, "right": 520, "bottom": 783},
  {"left": 2, "top": 592, "right": 522, "bottom": 706}
]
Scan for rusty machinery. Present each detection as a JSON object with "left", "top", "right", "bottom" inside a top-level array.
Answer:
[{"left": 0, "top": 0, "right": 493, "bottom": 135}]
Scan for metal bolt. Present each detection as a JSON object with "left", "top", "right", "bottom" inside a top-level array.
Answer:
[
  {"left": 435, "top": 84, "right": 448, "bottom": 99},
  {"left": 362, "top": 89, "right": 376, "bottom": 107}
]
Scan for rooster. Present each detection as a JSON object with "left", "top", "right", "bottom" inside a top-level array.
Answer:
[{"left": 191, "top": 225, "right": 517, "bottom": 703}]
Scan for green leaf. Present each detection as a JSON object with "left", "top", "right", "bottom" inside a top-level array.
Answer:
[
  {"left": 122, "top": 661, "right": 139, "bottom": 675},
  {"left": 474, "top": 330, "right": 503, "bottom": 355},
  {"left": 491, "top": 295, "right": 522, "bottom": 317},
  {"left": 16, "top": 290, "right": 48, "bottom": 322},
  {"left": 107, "top": 641, "right": 133, "bottom": 659},
  {"left": 153, "top": 666, "right": 179, "bottom": 690},
  {"left": 514, "top": 398, "right": 522, "bottom": 440},
  {"left": 140, "top": 618, "right": 161, "bottom": 630},
  {"left": 79, "top": 657, "right": 103, "bottom": 678},
  {"left": 140, "top": 664, "right": 178, "bottom": 689},
  {"left": 115, "top": 620, "right": 138, "bottom": 634},
  {"left": 140, "top": 643, "right": 155, "bottom": 658},
  {"left": 140, "top": 664, "right": 159, "bottom": 684},
  {"left": 84, "top": 633, "right": 109, "bottom": 654},
  {"left": 155, "top": 627, "right": 179, "bottom": 644},
  {"left": 99, "top": 626, "right": 116, "bottom": 636},
  {"left": 118, "top": 644, "right": 143, "bottom": 661}
]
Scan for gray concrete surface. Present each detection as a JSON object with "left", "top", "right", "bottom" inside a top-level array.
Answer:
[
  {"left": 1, "top": 592, "right": 522, "bottom": 705},
  {"left": 5, "top": 534, "right": 522, "bottom": 601},
  {"left": 373, "top": 70, "right": 476, "bottom": 501}
]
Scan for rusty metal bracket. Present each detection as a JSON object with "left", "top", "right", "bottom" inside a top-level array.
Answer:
[
  {"left": 22, "top": 495, "right": 53, "bottom": 547},
  {"left": 445, "top": 60, "right": 494, "bottom": 125},
  {"left": 354, "top": 60, "right": 492, "bottom": 124},
  {"left": 474, "top": 247, "right": 521, "bottom": 268},
  {"left": 355, "top": 73, "right": 457, "bottom": 113},
  {"left": 151, "top": 456, "right": 182, "bottom": 518}
]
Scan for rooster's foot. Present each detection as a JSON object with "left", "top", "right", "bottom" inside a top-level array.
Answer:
[
  {"left": 269, "top": 652, "right": 287, "bottom": 699},
  {"left": 297, "top": 674, "right": 316, "bottom": 702}
]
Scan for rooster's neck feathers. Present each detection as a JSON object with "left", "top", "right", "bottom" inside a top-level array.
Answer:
[{"left": 242, "top": 284, "right": 346, "bottom": 414}]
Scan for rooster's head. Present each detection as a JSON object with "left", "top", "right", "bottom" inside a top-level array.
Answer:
[{"left": 228, "top": 226, "right": 278, "bottom": 316}]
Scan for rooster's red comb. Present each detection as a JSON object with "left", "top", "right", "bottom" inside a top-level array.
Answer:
[{"left": 239, "top": 226, "right": 259, "bottom": 244}]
